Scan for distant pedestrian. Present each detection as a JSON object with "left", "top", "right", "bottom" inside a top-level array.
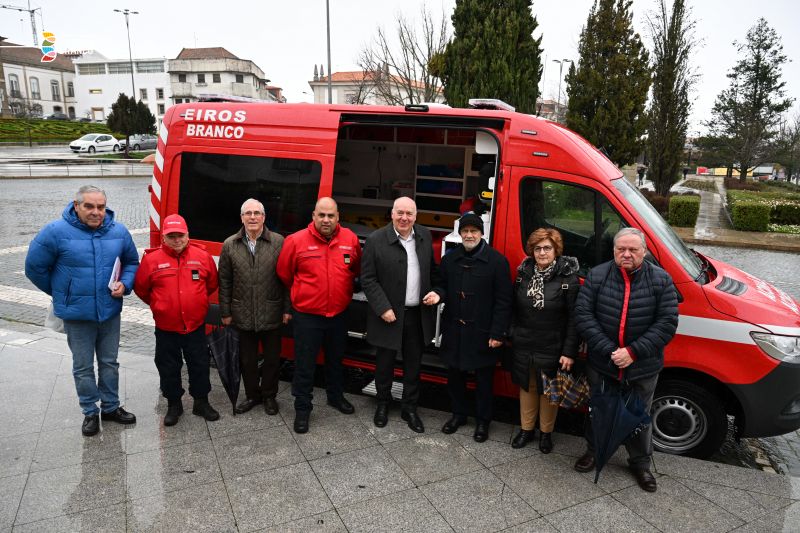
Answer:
[
  {"left": 134, "top": 214, "right": 220, "bottom": 426},
  {"left": 637, "top": 167, "right": 646, "bottom": 187},
  {"left": 423, "top": 213, "right": 512, "bottom": 443},
  {"left": 25, "top": 185, "right": 139, "bottom": 436},
  {"left": 218, "top": 199, "right": 290, "bottom": 416},
  {"left": 683, "top": 168, "right": 689, "bottom": 180},
  {"left": 276, "top": 197, "right": 361, "bottom": 434}
]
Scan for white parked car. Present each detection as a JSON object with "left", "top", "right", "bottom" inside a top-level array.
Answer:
[
  {"left": 69, "top": 133, "right": 120, "bottom": 154},
  {"left": 119, "top": 134, "right": 157, "bottom": 151}
]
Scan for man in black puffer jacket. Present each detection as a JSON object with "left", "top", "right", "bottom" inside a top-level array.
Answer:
[{"left": 573, "top": 227, "right": 679, "bottom": 493}]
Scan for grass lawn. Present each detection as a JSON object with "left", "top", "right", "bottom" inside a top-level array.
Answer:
[
  {"left": 0, "top": 117, "right": 122, "bottom": 143},
  {"left": 682, "top": 179, "right": 717, "bottom": 192}
]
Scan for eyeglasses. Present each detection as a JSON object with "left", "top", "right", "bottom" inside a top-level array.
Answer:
[
  {"left": 534, "top": 245, "right": 554, "bottom": 253},
  {"left": 242, "top": 211, "right": 264, "bottom": 217}
]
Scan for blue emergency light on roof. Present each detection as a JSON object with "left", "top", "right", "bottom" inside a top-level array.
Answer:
[{"left": 468, "top": 99, "right": 516, "bottom": 112}]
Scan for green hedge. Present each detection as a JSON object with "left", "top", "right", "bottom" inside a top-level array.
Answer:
[
  {"left": 0, "top": 118, "right": 121, "bottom": 142},
  {"left": 727, "top": 189, "right": 800, "bottom": 228},
  {"left": 668, "top": 195, "right": 700, "bottom": 227},
  {"left": 730, "top": 201, "right": 771, "bottom": 231}
]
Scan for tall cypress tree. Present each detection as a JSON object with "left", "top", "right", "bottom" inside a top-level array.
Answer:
[
  {"left": 647, "top": 0, "right": 695, "bottom": 196},
  {"left": 441, "top": 0, "right": 542, "bottom": 114},
  {"left": 565, "top": 0, "right": 650, "bottom": 166}
]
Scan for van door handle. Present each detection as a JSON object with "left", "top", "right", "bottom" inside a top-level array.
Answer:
[{"left": 434, "top": 303, "right": 445, "bottom": 347}]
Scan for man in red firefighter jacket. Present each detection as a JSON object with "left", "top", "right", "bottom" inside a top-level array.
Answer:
[
  {"left": 276, "top": 197, "right": 361, "bottom": 434},
  {"left": 134, "top": 214, "right": 220, "bottom": 427}
]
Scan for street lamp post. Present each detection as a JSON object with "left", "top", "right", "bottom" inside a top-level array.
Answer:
[
  {"left": 552, "top": 58, "right": 572, "bottom": 122},
  {"left": 113, "top": 8, "right": 139, "bottom": 100},
  {"left": 325, "top": 0, "right": 332, "bottom": 104}
]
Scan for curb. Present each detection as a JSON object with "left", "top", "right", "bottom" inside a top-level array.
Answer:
[{"left": 671, "top": 227, "right": 800, "bottom": 253}]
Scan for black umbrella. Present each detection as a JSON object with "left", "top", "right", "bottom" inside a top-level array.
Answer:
[
  {"left": 207, "top": 327, "right": 240, "bottom": 415},
  {"left": 589, "top": 376, "right": 651, "bottom": 483}
]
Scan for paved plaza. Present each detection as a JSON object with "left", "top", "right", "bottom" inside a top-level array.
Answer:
[{"left": 1, "top": 324, "right": 800, "bottom": 532}]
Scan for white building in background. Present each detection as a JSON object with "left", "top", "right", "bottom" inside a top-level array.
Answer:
[
  {"left": 307, "top": 68, "right": 444, "bottom": 106},
  {"left": 0, "top": 38, "right": 77, "bottom": 118},
  {"left": 168, "top": 47, "right": 283, "bottom": 104},
  {"left": 72, "top": 52, "right": 170, "bottom": 124}
]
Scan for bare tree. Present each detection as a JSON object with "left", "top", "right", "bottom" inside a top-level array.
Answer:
[{"left": 358, "top": 5, "right": 449, "bottom": 105}]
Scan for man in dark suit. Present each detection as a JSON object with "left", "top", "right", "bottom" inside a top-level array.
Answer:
[{"left": 361, "top": 197, "right": 438, "bottom": 433}]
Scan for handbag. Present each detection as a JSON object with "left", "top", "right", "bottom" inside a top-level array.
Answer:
[{"left": 44, "top": 301, "right": 64, "bottom": 333}]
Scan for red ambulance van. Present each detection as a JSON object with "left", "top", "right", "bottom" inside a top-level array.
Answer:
[{"left": 149, "top": 99, "right": 800, "bottom": 458}]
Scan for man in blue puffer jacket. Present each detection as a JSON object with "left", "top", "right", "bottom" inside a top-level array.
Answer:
[{"left": 25, "top": 185, "right": 139, "bottom": 437}]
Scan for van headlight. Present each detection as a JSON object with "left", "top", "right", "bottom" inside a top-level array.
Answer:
[{"left": 751, "top": 332, "right": 800, "bottom": 363}]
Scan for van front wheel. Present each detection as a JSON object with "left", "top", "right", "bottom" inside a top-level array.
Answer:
[{"left": 651, "top": 379, "right": 727, "bottom": 459}]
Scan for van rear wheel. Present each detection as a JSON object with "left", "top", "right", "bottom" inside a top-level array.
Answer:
[{"left": 651, "top": 379, "right": 727, "bottom": 459}]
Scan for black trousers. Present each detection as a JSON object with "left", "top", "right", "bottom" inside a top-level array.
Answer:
[
  {"left": 238, "top": 328, "right": 282, "bottom": 401},
  {"left": 154, "top": 326, "right": 210, "bottom": 401},
  {"left": 447, "top": 364, "right": 496, "bottom": 424},
  {"left": 375, "top": 306, "right": 423, "bottom": 411},
  {"left": 584, "top": 366, "right": 659, "bottom": 470},
  {"left": 291, "top": 310, "right": 347, "bottom": 413}
]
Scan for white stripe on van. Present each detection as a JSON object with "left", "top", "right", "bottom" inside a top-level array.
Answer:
[
  {"left": 159, "top": 123, "right": 168, "bottom": 145},
  {"left": 154, "top": 150, "right": 164, "bottom": 173},
  {"left": 150, "top": 174, "right": 161, "bottom": 201},
  {"left": 764, "top": 324, "right": 800, "bottom": 337},
  {"left": 677, "top": 315, "right": 766, "bottom": 344},
  {"left": 149, "top": 202, "right": 160, "bottom": 229}
]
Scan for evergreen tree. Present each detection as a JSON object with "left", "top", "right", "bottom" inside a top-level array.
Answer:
[
  {"left": 706, "top": 18, "right": 793, "bottom": 181},
  {"left": 107, "top": 93, "right": 156, "bottom": 157},
  {"left": 646, "top": 0, "right": 695, "bottom": 196},
  {"left": 441, "top": 0, "right": 543, "bottom": 113},
  {"left": 565, "top": 0, "right": 650, "bottom": 167}
]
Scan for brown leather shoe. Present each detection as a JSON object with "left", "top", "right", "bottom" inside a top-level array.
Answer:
[
  {"left": 633, "top": 468, "right": 657, "bottom": 492},
  {"left": 574, "top": 451, "right": 596, "bottom": 473}
]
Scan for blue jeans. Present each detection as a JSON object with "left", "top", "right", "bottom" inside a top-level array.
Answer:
[{"left": 63, "top": 314, "right": 122, "bottom": 416}]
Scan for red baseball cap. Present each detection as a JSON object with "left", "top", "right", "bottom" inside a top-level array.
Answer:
[{"left": 162, "top": 214, "right": 189, "bottom": 235}]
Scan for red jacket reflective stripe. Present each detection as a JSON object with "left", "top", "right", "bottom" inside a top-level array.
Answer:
[
  {"left": 276, "top": 222, "right": 361, "bottom": 317},
  {"left": 133, "top": 241, "right": 218, "bottom": 333},
  {"left": 618, "top": 267, "right": 636, "bottom": 380}
]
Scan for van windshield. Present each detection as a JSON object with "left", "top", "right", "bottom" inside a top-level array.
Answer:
[{"left": 613, "top": 178, "right": 703, "bottom": 281}]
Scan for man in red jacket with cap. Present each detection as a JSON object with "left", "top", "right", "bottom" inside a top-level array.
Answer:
[
  {"left": 134, "top": 214, "right": 220, "bottom": 426},
  {"left": 277, "top": 197, "right": 361, "bottom": 434}
]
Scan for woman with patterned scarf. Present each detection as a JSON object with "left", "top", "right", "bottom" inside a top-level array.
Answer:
[{"left": 509, "top": 228, "right": 580, "bottom": 452}]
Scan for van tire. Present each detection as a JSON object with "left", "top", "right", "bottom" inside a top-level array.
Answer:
[{"left": 651, "top": 379, "right": 727, "bottom": 459}]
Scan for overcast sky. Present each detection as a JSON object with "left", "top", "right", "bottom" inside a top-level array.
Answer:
[{"left": 3, "top": 0, "right": 798, "bottom": 132}]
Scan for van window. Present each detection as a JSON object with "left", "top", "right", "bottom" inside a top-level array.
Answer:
[
  {"left": 178, "top": 152, "right": 322, "bottom": 243},
  {"left": 520, "top": 178, "right": 626, "bottom": 274}
]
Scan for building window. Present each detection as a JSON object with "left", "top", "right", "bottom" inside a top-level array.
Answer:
[
  {"left": 67, "top": 82, "right": 74, "bottom": 97},
  {"left": 68, "top": 106, "right": 76, "bottom": 118},
  {"left": 53, "top": 105, "right": 62, "bottom": 113},
  {"left": 77, "top": 63, "right": 106, "bottom": 75},
  {"left": 136, "top": 61, "right": 164, "bottom": 73},
  {"left": 9, "top": 74, "right": 21, "bottom": 98},
  {"left": 197, "top": 74, "right": 205, "bottom": 84},
  {"left": 178, "top": 74, "right": 186, "bottom": 82},
  {"left": 140, "top": 88, "right": 148, "bottom": 101},
  {"left": 30, "top": 77, "right": 40, "bottom": 99},
  {"left": 156, "top": 87, "right": 164, "bottom": 99},
  {"left": 158, "top": 103, "right": 165, "bottom": 114},
  {"left": 212, "top": 73, "right": 221, "bottom": 83},
  {"left": 235, "top": 74, "right": 244, "bottom": 83},
  {"left": 108, "top": 63, "right": 132, "bottom": 74},
  {"left": 51, "top": 80, "right": 61, "bottom": 101},
  {"left": 89, "top": 88, "right": 102, "bottom": 94},
  {"left": 174, "top": 98, "right": 181, "bottom": 104}
]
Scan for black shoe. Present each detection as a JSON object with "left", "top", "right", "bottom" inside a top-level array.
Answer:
[
  {"left": 294, "top": 411, "right": 310, "bottom": 434},
  {"left": 100, "top": 407, "right": 136, "bottom": 424},
  {"left": 401, "top": 410, "right": 424, "bottom": 433},
  {"left": 633, "top": 468, "right": 658, "bottom": 492},
  {"left": 539, "top": 431, "right": 553, "bottom": 454},
  {"left": 327, "top": 396, "right": 355, "bottom": 415},
  {"left": 163, "top": 401, "right": 183, "bottom": 427},
  {"left": 81, "top": 414, "right": 99, "bottom": 436},
  {"left": 234, "top": 398, "right": 262, "bottom": 414},
  {"left": 374, "top": 403, "right": 389, "bottom": 427},
  {"left": 192, "top": 399, "right": 220, "bottom": 421},
  {"left": 441, "top": 415, "right": 467, "bottom": 434},
  {"left": 511, "top": 429, "right": 534, "bottom": 449},
  {"left": 473, "top": 422, "right": 489, "bottom": 443},
  {"left": 264, "top": 398, "right": 279, "bottom": 416},
  {"left": 574, "top": 451, "right": 596, "bottom": 473}
]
